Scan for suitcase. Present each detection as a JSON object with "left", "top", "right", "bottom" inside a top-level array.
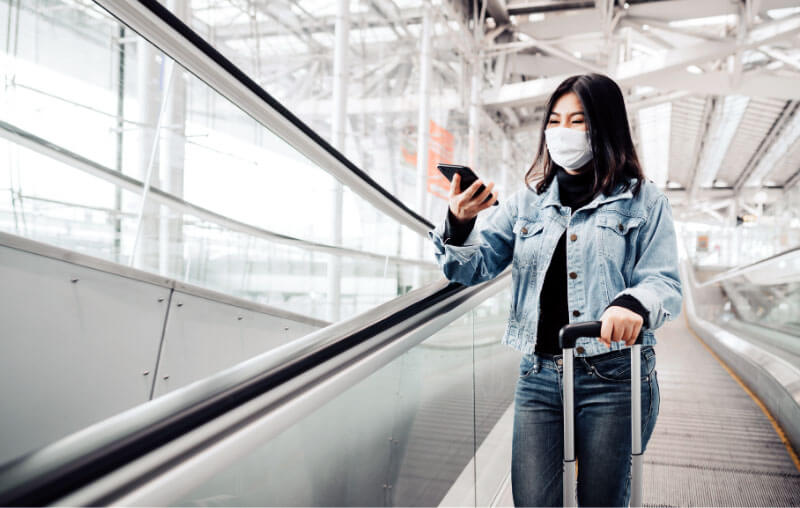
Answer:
[{"left": 558, "top": 321, "right": 645, "bottom": 508}]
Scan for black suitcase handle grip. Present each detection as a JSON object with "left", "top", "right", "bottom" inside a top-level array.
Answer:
[{"left": 558, "top": 321, "right": 644, "bottom": 349}]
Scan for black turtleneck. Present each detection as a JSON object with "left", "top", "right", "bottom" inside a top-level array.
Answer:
[
  {"left": 443, "top": 167, "right": 649, "bottom": 354},
  {"left": 534, "top": 167, "right": 597, "bottom": 354}
]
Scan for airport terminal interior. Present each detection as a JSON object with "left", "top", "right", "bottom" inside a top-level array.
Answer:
[{"left": 0, "top": 0, "right": 799, "bottom": 505}]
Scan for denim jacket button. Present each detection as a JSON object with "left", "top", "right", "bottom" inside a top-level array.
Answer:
[
  {"left": 572, "top": 310, "right": 581, "bottom": 317},
  {"left": 617, "top": 223, "right": 624, "bottom": 231},
  {"left": 521, "top": 227, "right": 528, "bottom": 234},
  {"left": 570, "top": 234, "right": 577, "bottom": 241},
  {"left": 576, "top": 347, "right": 585, "bottom": 354},
  {"left": 569, "top": 271, "right": 577, "bottom": 279}
]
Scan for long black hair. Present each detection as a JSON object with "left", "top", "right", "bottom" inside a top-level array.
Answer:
[{"left": 525, "top": 73, "right": 646, "bottom": 198}]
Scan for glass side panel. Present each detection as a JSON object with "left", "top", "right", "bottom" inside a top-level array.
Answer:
[
  {"left": 0, "top": 0, "right": 440, "bottom": 323},
  {"left": 473, "top": 288, "right": 519, "bottom": 506},
  {"left": 0, "top": 0, "right": 443, "bottom": 470},
  {"left": 677, "top": 186, "right": 800, "bottom": 272},
  {"left": 717, "top": 250, "right": 800, "bottom": 336},
  {"left": 173, "top": 287, "right": 516, "bottom": 507}
]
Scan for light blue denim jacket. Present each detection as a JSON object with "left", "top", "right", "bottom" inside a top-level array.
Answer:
[{"left": 428, "top": 177, "right": 683, "bottom": 357}]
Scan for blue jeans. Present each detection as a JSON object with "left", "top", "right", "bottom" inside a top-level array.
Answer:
[{"left": 511, "top": 346, "right": 660, "bottom": 507}]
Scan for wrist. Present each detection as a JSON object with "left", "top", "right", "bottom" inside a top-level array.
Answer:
[{"left": 448, "top": 207, "right": 473, "bottom": 224}]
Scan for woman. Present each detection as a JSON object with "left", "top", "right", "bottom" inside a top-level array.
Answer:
[{"left": 427, "top": 73, "right": 682, "bottom": 507}]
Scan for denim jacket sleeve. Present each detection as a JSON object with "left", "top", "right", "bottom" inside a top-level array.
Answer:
[
  {"left": 427, "top": 194, "right": 516, "bottom": 286},
  {"left": 612, "top": 193, "right": 682, "bottom": 330}
]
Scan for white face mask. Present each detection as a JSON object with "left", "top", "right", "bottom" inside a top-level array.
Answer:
[{"left": 544, "top": 126, "right": 593, "bottom": 170}]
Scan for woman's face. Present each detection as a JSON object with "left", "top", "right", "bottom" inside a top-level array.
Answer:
[{"left": 547, "top": 92, "right": 587, "bottom": 132}]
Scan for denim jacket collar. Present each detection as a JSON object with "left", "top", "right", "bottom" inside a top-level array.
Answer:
[{"left": 540, "top": 176, "right": 636, "bottom": 212}]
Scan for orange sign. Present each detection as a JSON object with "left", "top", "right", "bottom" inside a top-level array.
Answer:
[
  {"left": 427, "top": 120, "right": 454, "bottom": 200},
  {"left": 401, "top": 120, "right": 455, "bottom": 201}
]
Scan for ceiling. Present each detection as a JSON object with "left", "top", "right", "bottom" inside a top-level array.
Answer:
[{"left": 180, "top": 0, "right": 800, "bottom": 222}]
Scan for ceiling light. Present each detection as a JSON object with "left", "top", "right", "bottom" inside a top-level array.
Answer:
[
  {"left": 642, "top": 24, "right": 650, "bottom": 31},
  {"left": 766, "top": 7, "right": 800, "bottom": 19},
  {"left": 669, "top": 14, "right": 737, "bottom": 27},
  {"left": 686, "top": 65, "right": 703, "bottom": 74},
  {"left": 573, "top": 51, "right": 582, "bottom": 58},
  {"left": 623, "top": 2, "right": 630, "bottom": 8}
]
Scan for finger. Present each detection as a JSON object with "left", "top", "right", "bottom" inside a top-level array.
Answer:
[
  {"left": 478, "top": 191, "right": 498, "bottom": 212},
  {"left": 610, "top": 319, "right": 622, "bottom": 343},
  {"left": 629, "top": 322, "right": 642, "bottom": 346},
  {"left": 474, "top": 181, "right": 495, "bottom": 204},
  {"left": 463, "top": 179, "right": 483, "bottom": 199},
  {"left": 600, "top": 317, "right": 613, "bottom": 346},
  {"left": 483, "top": 191, "right": 499, "bottom": 209},
  {"left": 451, "top": 173, "right": 460, "bottom": 194},
  {"left": 623, "top": 323, "right": 633, "bottom": 346}
]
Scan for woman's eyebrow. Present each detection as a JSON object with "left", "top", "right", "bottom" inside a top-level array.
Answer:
[{"left": 549, "top": 111, "right": 585, "bottom": 116}]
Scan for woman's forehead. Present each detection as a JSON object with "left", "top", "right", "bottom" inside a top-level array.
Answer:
[{"left": 551, "top": 93, "right": 583, "bottom": 114}]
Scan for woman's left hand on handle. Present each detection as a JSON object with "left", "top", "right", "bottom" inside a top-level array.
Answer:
[{"left": 598, "top": 306, "right": 644, "bottom": 347}]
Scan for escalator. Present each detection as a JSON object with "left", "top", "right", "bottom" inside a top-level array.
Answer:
[
  {"left": 0, "top": 272, "right": 516, "bottom": 506},
  {"left": 0, "top": 1, "right": 519, "bottom": 505},
  {"left": 3, "top": 1, "right": 798, "bottom": 506}
]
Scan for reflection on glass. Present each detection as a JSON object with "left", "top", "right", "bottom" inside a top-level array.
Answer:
[
  {"left": 717, "top": 251, "right": 800, "bottom": 336},
  {"left": 678, "top": 186, "right": 800, "bottom": 271},
  {"left": 0, "top": 0, "right": 440, "bottom": 322}
]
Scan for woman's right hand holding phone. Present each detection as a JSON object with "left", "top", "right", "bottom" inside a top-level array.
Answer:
[{"left": 448, "top": 173, "right": 499, "bottom": 222}]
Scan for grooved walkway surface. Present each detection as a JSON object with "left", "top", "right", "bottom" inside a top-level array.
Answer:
[{"left": 495, "top": 317, "right": 800, "bottom": 506}]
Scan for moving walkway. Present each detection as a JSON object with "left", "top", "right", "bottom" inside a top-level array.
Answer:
[{"left": 0, "top": 1, "right": 799, "bottom": 505}]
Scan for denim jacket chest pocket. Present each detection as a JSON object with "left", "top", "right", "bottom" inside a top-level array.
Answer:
[
  {"left": 595, "top": 213, "right": 645, "bottom": 261},
  {"left": 512, "top": 219, "right": 544, "bottom": 267},
  {"left": 511, "top": 219, "right": 544, "bottom": 319}
]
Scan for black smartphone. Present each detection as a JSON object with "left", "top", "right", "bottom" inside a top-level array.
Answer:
[{"left": 436, "top": 163, "right": 499, "bottom": 206}]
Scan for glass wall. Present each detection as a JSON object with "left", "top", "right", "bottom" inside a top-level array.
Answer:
[
  {"left": 0, "top": 0, "right": 442, "bottom": 322},
  {"left": 678, "top": 186, "right": 800, "bottom": 272}
]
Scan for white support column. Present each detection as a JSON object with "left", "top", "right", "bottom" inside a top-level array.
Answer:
[
  {"left": 502, "top": 136, "right": 511, "bottom": 197},
  {"left": 414, "top": 6, "right": 433, "bottom": 288},
  {"left": 159, "top": 0, "right": 188, "bottom": 277},
  {"left": 469, "top": 69, "right": 481, "bottom": 170},
  {"left": 133, "top": 38, "right": 163, "bottom": 270},
  {"left": 328, "top": 0, "right": 349, "bottom": 322}
]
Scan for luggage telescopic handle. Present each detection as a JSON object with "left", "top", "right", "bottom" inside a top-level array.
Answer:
[
  {"left": 558, "top": 321, "right": 644, "bottom": 349},
  {"left": 559, "top": 321, "right": 647, "bottom": 507}
]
